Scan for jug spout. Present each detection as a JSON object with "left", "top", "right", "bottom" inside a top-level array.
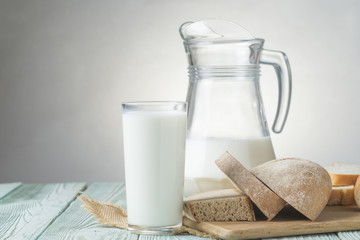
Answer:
[
  {"left": 179, "top": 19, "right": 264, "bottom": 66},
  {"left": 180, "top": 19, "right": 255, "bottom": 42}
]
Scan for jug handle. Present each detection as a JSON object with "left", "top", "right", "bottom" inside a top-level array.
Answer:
[{"left": 260, "top": 49, "right": 292, "bottom": 134}]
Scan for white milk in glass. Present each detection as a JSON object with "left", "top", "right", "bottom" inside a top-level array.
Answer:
[
  {"left": 184, "top": 136, "right": 275, "bottom": 196},
  {"left": 123, "top": 110, "right": 186, "bottom": 227}
]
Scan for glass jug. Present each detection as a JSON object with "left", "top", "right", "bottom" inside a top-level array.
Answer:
[{"left": 180, "top": 19, "right": 292, "bottom": 196}]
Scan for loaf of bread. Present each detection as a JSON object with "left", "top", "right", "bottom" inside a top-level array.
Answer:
[
  {"left": 327, "top": 185, "right": 355, "bottom": 206},
  {"left": 325, "top": 162, "right": 360, "bottom": 186},
  {"left": 355, "top": 176, "right": 360, "bottom": 208},
  {"left": 251, "top": 158, "right": 332, "bottom": 221},
  {"left": 183, "top": 189, "right": 256, "bottom": 222},
  {"left": 215, "top": 152, "right": 286, "bottom": 220}
]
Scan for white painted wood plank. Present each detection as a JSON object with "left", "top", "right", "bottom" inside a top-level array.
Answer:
[
  {"left": 0, "top": 182, "right": 22, "bottom": 199},
  {"left": 138, "top": 231, "right": 340, "bottom": 240},
  {"left": 0, "top": 182, "right": 86, "bottom": 239},
  {"left": 139, "top": 234, "right": 213, "bottom": 240},
  {"left": 263, "top": 232, "right": 340, "bottom": 240},
  {"left": 337, "top": 230, "right": 360, "bottom": 240},
  {"left": 38, "top": 182, "right": 138, "bottom": 240}
]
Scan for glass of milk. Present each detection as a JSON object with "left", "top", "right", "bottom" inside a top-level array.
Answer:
[{"left": 122, "top": 101, "right": 187, "bottom": 235}]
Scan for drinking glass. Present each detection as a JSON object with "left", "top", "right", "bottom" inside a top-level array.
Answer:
[{"left": 122, "top": 101, "right": 187, "bottom": 234}]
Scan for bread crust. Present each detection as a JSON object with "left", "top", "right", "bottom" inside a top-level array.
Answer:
[
  {"left": 355, "top": 176, "right": 360, "bottom": 208},
  {"left": 325, "top": 162, "right": 360, "bottom": 186},
  {"left": 329, "top": 173, "right": 359, "bottom": 186},
  {"left": 251, "top": 158, "right": 332, "bottom": 221},
  {"left": 215, "top": 151, "right": 286, "bottom": 220}
]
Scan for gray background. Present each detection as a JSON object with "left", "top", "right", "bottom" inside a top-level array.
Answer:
[{"left": 0, "top": 0, "right": 359, "bottom": 183}]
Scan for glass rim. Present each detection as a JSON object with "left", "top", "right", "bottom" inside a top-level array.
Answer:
[
  {"left": 122, "top": 101, "right": 186, "bottom": 106},
  {"left": 122, "top": 101, "right": 187, "bottom": 112}
]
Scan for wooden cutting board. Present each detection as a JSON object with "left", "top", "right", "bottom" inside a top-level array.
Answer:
[{"left": 183, "top": 206, "right": 360, "bottom": 239}]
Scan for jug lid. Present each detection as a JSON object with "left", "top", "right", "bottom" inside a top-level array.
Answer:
[{"left": 180, "top": 19, "right": 262, "bottom": 44}]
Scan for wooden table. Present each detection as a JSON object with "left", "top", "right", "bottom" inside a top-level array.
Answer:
[{"left": 0, "top": 182, "right": 359, "bottom": 240}]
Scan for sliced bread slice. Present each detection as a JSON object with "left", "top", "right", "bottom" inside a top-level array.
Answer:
[
  {"left": 215, "top": 151, "right": 286, "bottom": 221},
  {"left": 327, "top": 185, "right": 355, "bottom": 206},
  {"left": 325, "top": 162, "right": 360, "bottom": 186},
  {"left": 183, "top": 188, "right": 256, "bottom": 222},
  {"left": 355, "top": 176, "right": 360, "bottom": 208},
  {"left": 251, "top": 158, "right": 332, "bottom": 221}
]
